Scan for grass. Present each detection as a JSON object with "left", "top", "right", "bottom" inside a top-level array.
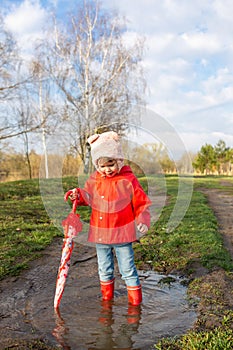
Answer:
[
  {"left": 0, "top": 174, "right": 233, "bottom": 349},
  {"left": 155, "top": 323, "right": 233, "bottom": 349},
  {"left": 134, "top": 176, "right": 233, "bottom": 273},
  {"left": 137, "top": 175, "right": 233, "bottom": 350},
  {"left": 1, "top": 175, "right": 232, "bottom": 277},
  {"left": 0, "top": 179, "right": 61, "bottom": 279}
]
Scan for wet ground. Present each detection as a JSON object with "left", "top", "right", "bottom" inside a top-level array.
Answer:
[
  {"left": 201, "top": 187, "right": 233, "bottom": 260},
  {"left": 1, "top": 185, "right": 233, "bottom": 349},
  {"left": 0, "top": 240, "right": 196, "bottom": 350}
]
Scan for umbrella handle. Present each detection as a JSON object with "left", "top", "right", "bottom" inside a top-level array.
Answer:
[
  {"left": 64, "top": 188, "right": 80, "bottom": 213},
  {"left": 72, "top": 198, "right": 79, "bottom": 213}
]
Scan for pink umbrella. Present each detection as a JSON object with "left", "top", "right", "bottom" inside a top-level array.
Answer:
[{"left": 54, "top": 198, "right": 82, "bottom": 309}]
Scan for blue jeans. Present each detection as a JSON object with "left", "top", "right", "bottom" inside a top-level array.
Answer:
[{"left": 96, "top": 243, "right": 140, "bottom": 287}]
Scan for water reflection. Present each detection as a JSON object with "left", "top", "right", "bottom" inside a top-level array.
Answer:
[
  {"left": 93, "top": 302, "right": 141, "bottom": 349},
  {"left": 53, "top": 302, "right": 142, "bottom": 350},
  {"left": 53, "top": 308, "right": 71, "bottom": 350},
  {"left": 51, "top": 272, "right": 196, "bottom": 350}
]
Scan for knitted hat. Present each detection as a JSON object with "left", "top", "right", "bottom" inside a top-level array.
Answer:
[{"left": 87, "top": 131, "right": 124, "bottom": 168}]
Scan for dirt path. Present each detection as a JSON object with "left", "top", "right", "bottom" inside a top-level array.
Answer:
[
  {"left": 201, "top": 187, "right": 233, "bottom": 260},
  {"left": 190, "top": 185, "right": 233, "bottom": 331},
  {"left": 0, "top": 185, "right": 233, "bottom": 349}
]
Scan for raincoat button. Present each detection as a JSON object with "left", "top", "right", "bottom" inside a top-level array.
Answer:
[
  {"left": 99, "top": 216, "right": 103, "bottom": 220},
  {"left": 101, "top": 195, "right": 104, "bottom": 198}
]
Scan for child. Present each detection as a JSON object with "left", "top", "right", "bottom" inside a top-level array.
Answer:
[{"left": 64, "top": 131, "right": 151, "bottom": 306}]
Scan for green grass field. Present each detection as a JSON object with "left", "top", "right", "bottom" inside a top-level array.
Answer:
[
  {"left": 0, "top": 175, "right": 233, "bottom": 349},
  {"left": 134, "top": 176, "right": 233, "bottom": 273}
]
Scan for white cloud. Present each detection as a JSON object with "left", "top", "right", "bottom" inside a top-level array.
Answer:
[
  {"left": 4, "top": 0, "right": 49, "bottom": 55},
  {"left": 107, "top": 0, "right": 233, "bottom": 152},
  {"left": 2, "top": 0, "right": 233, "bottom": 153},
  {"left": 181, "top": 32, "right": 220, "bottom": 53},
  {"left": 180, "top": 131, "right": 233, "bottom": 153}
]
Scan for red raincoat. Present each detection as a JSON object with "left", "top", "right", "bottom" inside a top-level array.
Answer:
[{"left": 77, "top": 165, "right": 151, "bottom": 244}]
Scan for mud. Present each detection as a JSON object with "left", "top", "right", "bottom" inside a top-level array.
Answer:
[
  {"left": 0, "top": 185, "right": 233, "bottom": 349},
  {"left": 201, "top": 187, "right": 233, "bottom": 261},
  {"left": 0, "top": 240, "right": 196, "bottom": 350}
]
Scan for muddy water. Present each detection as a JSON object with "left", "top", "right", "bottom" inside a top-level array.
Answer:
[
  {"left": 0, "top": 241, "right": 196, "bottom": 350},
  {"left": 50, "top": 273, "right": 196, "bottom": 350}
]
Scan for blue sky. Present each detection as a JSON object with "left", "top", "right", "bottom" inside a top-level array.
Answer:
[{"left": 1, "top": 0, "right": 233, "bottom": 154}]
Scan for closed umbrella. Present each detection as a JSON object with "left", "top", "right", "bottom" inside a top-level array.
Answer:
[{"left": 54, "top": 198, "right": 82, "bottom": 309}]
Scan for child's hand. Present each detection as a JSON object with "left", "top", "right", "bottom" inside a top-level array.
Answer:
[
  {"left": 137, "top": 223, "right": 148, "bottom": 234},
  {"left": 64, "top": 188, "right": 79, "bottom": 201}
]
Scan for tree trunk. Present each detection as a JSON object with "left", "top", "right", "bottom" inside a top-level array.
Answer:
[{"left": 39, "top": 79, "right": 49, "bottom": 179}]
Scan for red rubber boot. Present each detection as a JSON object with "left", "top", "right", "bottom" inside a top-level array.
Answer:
[
  {"left": 127, "top": 285, "right": 142, "bottom": 306},
  {"left": 127, "top": 304, "right": 141, "bottom": 324},
  {"left": 100, "top": 279, "right": 114, "bottom": 301}
]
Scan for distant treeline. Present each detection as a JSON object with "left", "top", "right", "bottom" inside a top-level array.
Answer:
[
  {"left": 193, "top": 139, "right": 233, "bottom": 175},
  {"left": 0, "top": 139, "right": 232, "bottom": 182}
]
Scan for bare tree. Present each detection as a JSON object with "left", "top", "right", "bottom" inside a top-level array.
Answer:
[
  {"left": 0, "top": 17, "right": 22, "bottom": 141},
  {"left": 0, "top": 17, "right": 41, "bottom": 142},
  {"left": 0, "top": 17, "right": 19, "bottom": 99},
  {"left": 30, "top": 59, "right": 63, "bottom": 178},
  {"left": 11, "top": 82, "right": 41, "bottom": 179},
  {"left": 39, "top": 0, "right": 146, "bottom": 171}
]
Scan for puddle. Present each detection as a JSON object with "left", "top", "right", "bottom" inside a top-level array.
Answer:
[
  {"left": 0, "top": 242, "right": 196, "bottom": 350},
  {"left": 34, "top": 271, "right": 196, "bottom": 349}
]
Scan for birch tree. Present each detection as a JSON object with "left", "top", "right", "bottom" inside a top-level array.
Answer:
[
  {"left": 0, "top": 17, "right": 19, "bottom": 100},
  {"left": 30, "top": 60, "right": 62, "bottom": 178},
  {"left": 40, "top": 0, "right": 146, "bottom": 171},
  {"left": 0, "top": 17, "right": 40, "bottom": 142},
  {"left": 0, "top": 17, "right": 23, "bottom": 141}
]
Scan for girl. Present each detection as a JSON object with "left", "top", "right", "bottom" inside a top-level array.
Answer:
[{"left": 65, "top": 131, "right": 151, "bottom": 305}]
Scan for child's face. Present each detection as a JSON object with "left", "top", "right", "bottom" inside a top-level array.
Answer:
[{"left": 98, "top": 158, "right": 119, "bottom": 177}]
